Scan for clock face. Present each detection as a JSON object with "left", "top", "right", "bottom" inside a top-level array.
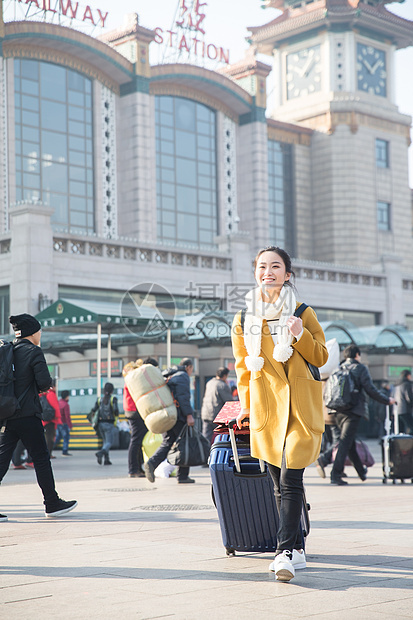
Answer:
[
  {"left": 286, "top": 45, "right": 322, "bottom": 100},
  {"left": 357, "top": 43, "right": 387, "bottom": 97}
]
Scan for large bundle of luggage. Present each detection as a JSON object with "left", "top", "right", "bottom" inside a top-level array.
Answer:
[{"left": 125, "top": 364, "right": 177, "bottom": 434}]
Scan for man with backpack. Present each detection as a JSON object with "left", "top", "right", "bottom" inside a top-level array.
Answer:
[
  {"left": 325, "top": 344, "right": 395, "bottom": 485},
  {"left": 90, "top": 382, "right": 119, "bottom": 465},
  {"left": 0, "top": 314, "right": 77, "bottom": 519},
  {"left": 144, "top": 357, "right": 196, "bottom": 484}
]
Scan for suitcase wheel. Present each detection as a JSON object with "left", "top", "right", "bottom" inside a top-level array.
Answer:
[
  {"left": 225, "top": 546, "right": 235, "bottom": 557},
  {"left": 392, "top": 479, "right": 396, "bottom": 485},
  {"left": 382, "top": 478, "right": 387, "bottom": 484}
]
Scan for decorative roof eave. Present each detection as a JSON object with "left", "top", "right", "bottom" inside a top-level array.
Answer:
[
  {"left": 249, "top": 4, "right": 413, "bottom": 51},
  {"left": 150, "top": 63, "right": 253, "bottom": 121},
  {"left": 220, "top": 56, "right": 272, "bottom": 80},
  {"left": 267, "top": 117, "right": 313, "bottom": 146},
  {"left": 3, "top": 21, "right": 135, "bottom": 88},
  {"left": 98, "top": 16, "right": 155, "bottom": 46}
]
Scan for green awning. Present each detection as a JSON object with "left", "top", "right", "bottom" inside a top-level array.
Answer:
[{"left": 36, "top": 298, "right": 182, "bottom": 333}]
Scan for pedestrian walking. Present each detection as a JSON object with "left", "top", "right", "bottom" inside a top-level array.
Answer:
[
  {"left": 144, "top": 357, "right": 196, "bottom": 484},
  {"left": 394, "top": 370, "right": 413, "bottom": 435},
  {"left": 328, "top": 344, "right": 395, "bottom": 485},
  {"left": 123, "top": 359, "right": 147, "bottom": 478},
  {"left": 91, "top": 382, "right": 119, "bottom": 465},
  {"left": 42, "top": 382, "right": 61, "bottom": 458},
  {"left": 232, "top": 246, "right": 328, "bottom": 581},
  {"left": 201, "top": 367, "right": 233, "bottom": 443},
  {"left": 55, "top": 390, "right": 73, "bottom": 456},
  {"left": 0, "top": 314, "right": 77, "bottom": 518}
]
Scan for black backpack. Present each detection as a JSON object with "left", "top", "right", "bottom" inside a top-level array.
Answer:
[
  {"left": 0, "top": 340, "right": 29, "bottom": 422},
  {"left": 40, "top": 394, "right": 56, "bottom": 422},
  {"left": 98, "top": 396, "right": 115, "bottom": 422},
  {"left": 324, "top": 364, "right": 358, "bottom": 412}
]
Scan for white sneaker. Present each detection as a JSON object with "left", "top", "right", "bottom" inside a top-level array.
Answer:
[
  {"left": 271, "top": 550, "right": 295, "bottom": 582},
  {"left": 269, "top": 549, "right": 306, "bottom": 572}
]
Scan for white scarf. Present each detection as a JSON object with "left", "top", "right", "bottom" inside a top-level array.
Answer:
[{"left": 243, "top": 285, "right": 296, "bottom": 371}]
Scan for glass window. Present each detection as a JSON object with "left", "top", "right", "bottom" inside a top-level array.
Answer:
[
  {"left": 14, "top": 60, "right": 94, "bottom": 233},
  {"left": 21, "top": 109, "right": 39, "bottom": 127},
  {"left": 40, "top": 63, "right": 66, "bottom": 102},
  {"left": 267, "top": 140, "right": 295, "bottom": 255},
  {"left": 41, "top": 100, "right": 67, "bottom": 132},
  {"left": 0, "top": 286, "right": 10, "bottom": 335},
  {"left": 21, "top": 60, "right": 39, "bottom": 80},
  {"left": 176, "top": 158, "right": 196, "bottom": 185},
  {"left": 376, "top": 139, "right": 389, "bottom": 168},
  {"left": 41, "top": 131, "right": 67, "bottom": 162},
  {"left": 377, "top": 201, "right": 391, "bottom": 231},
  {"left": 175, "top": 99, "right": 196, "bottom": 131},
  {"left": 156, "top": 96, "right": 217, "bottom": 248}
]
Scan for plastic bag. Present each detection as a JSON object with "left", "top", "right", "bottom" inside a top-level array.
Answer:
[
  {"left": 142, "top": 431, "right": 162, "bottom": 460},
  {"left": 167, "top": 424, "right": 210, "bottom": 467}
]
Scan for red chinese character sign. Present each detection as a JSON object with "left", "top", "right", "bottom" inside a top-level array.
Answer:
[{"left": 154, "top": 0, "right": 230, "bottom": 67}]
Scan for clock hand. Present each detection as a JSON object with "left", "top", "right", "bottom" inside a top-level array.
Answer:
[
  {"left": 362, "top": 59, "right": 373, "bottom": 74},
  {"left": 300, "top": 50, "right": 315, "bottom": 78},
  {"left": 371, "top": 60, "right": 382, "bottom": 75}
]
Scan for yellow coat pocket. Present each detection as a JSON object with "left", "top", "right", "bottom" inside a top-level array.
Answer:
[
  {"left": 295, "top": 377, "right": 324, "bottom": 434},
  {"left": 249, "top": 374, "right": 269, "bottom": 432}
]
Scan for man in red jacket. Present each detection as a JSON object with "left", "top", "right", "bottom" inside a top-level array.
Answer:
[
  {"left": 42, "top": 382, "right": 61, "bottom": 459},
  {"left": 55, "top": 390, "right": 73, "bottom": 456}
]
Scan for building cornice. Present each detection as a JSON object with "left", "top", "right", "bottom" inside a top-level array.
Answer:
[{"left": 249, "top": 2, "right": 413, "bottom": 51}]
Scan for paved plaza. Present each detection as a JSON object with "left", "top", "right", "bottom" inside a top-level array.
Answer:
[{"left": 0, "top": 440, "right": 412, "bottom": 620}]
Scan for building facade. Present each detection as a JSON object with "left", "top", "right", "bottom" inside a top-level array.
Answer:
[{"left": 0, "top": 1, "right": 412, "bottom": 413}]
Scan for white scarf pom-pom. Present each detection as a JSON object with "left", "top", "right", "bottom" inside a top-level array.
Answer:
[
  {"left": 273, "top": 344, "right": 294, "bottom": 363},
  {"left": 245, "top": 356, "right": 265, "bottom": 371}
]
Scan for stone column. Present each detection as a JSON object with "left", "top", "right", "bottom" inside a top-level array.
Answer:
[
  {"left": 381, "top": 254, "right": 404, "bottom": 325},
  {"left": 9, "top": 203, "right": 56, "bottom": 315}
]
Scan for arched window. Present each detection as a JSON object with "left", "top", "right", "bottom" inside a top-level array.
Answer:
[
  {"left": 14, "top": 59, "right": 94, "bottom": 233},
  {"left": 155, "top": 96, "right": 217, "bottom": 248}
]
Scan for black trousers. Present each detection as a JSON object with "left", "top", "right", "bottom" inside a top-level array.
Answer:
[
  {"left": 268, "top": 459, "right": 305, "bottom": 552},
  {"left": 331, "top": 412, "right": 364, "bottom": 479},
  {"left": 0, "top": 416, "right": 59, "bottom": 506},
  {"left": 147, "top": 419, "right": 190, "bottom": 481},
  {"left": 399, "top": 412, "right": 413, "bottom": 435},
  {"left": 128, "top": 415, "right": 147, "bottom": 475}
]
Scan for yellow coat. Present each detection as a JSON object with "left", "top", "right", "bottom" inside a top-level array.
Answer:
[{"left": 232, "top": 304, "right": 328, "bottom": 469}]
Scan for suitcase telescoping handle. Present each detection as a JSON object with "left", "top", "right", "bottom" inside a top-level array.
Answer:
[
  {"left": 384, "top": 404, "right": 392, "bottom": 436},
  {"left": 228, "top": 419, "right": 265, "bottom": 474}
]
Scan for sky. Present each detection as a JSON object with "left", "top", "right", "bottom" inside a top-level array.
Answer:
[{"left": 3, "top": 0, "right": 413, "bottom": 182}]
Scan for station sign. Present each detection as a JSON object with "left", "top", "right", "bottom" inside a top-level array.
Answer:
[
  {"left": 13, "top": 0, "right": 109, "bottom": 27},
  {"left": 154, "top": 1, "right": 230, "bottom": 64}
]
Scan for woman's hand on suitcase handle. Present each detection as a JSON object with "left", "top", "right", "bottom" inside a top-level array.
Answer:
[
  {"left": 389, "top": 397, "right": 396, "bottom": 405},
  {"left": 236, "top": 408, "right": 250, "bottom": 429},
  {"left": 186, "top": 414, "right": 195, "bottom": 427}
]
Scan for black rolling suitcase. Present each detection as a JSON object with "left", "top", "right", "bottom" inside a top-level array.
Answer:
[
  {"left": 381, "top": 406, "right": 413, "bottom": 484},
  {"left": 209, "top": 421, "right": 310, "bottom": 556}
]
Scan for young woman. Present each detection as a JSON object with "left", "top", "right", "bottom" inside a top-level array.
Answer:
[{"left": 232, "top": 246, "right": 328, "bottom": 582}]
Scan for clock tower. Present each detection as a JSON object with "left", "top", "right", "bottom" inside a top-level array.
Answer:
[{"left": 249, "top": 0, "right": 413, "bottom": 270}]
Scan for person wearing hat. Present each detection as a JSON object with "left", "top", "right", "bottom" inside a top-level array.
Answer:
[
  {"left": 0, "top": 314, "right": 77, "bottom": 520},
  {"left": 144, "top": 357, "right": 196, "bottom": 484}
]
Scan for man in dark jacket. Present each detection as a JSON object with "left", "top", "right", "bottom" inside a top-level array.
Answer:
[
  {"left": 201, "top": 367, "right": 233, "bottom": 443},
  {"left": 0, "top": 314, "right": 77, "bottom": 519},
  {"left": 329, "top": 344, "right": 395, "bottom": 486},
  {"left": 395, "top": 370, "right": 413, "bottom": 435},
  {"left": 144, "top": 357, "right": 196, "bottom": 484}
]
